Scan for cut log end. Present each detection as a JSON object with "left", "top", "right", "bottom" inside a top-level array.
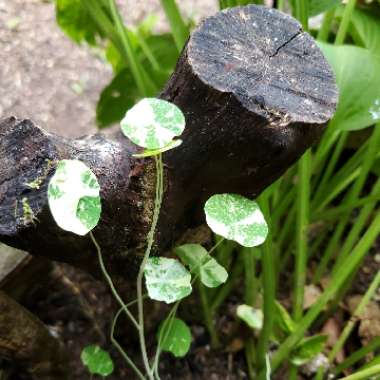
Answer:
[{"left": 188, "top": 5, "right": 338, "bottom": 126}]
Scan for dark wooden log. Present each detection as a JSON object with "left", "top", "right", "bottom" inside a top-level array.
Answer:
[
  {"left": 0, "top": 291, "right": 68, "bottom": 379},
  {"left": 0, "top": 5, "right": 338, "bottom": 277}
]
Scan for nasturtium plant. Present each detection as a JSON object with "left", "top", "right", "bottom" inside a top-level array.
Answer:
[
  {"left": 157, "top": 318, "right": 192, "bottom": 358},
  {"left": 175, "top": 244, "right": 228, "bottom": 288},
  {"left": 204, "top": 194, "right": 268, "bottom": 247},
  {"left": 48, "top": 160, "right": 101, "bottom": 236},
  {"left": 120, "top": 98, "right": 185, "bottom": 151},
  {"left": 290, "top": 335, "right": 327, "bottom": 366},
  {"left": 81, "top": 345, "right": 114, "bottom": 377},
  {"left": 144, "top": 257, "right": 192, "bottom": 304},
  {"left": 236, "top": 304, "right": 263, "bottom": 330}
]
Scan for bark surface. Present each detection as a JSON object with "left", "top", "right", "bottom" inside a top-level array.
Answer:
[
  {"left": 0, "top": 290, "right": 68, "bottom": 380},
  {"left": 0, "top": 5, "right": 338, "bottom": 277}
]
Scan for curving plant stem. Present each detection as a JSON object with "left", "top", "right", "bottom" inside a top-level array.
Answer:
[
  {"left": 110, "top": 306, "right": 146, "bottom": 380},
  {"left": 329, "top": 270, "right": 380, "bottom": 364},
  {"left": 90, "top": 231, "right": 139, "bottom": 329},
  {"left": 136, "top": 154, "right": 164, "bottom": 379}
]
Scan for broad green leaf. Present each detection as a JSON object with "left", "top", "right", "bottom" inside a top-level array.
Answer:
[
  {"left": 157, "top": 318, "right": 191, "bottom": 357},
  {"left": 121, "top": 98, "right": 185, "bottom": 150},
  {"left": 290, "top": 335, "right": 327, "bottom": 366},
  {"left": 175, "top": 244, "right": 228, "bottom": 288},
  {"left": 55, "top": 0, "right": 104, "bottom": 45},
  {"left": 144, "top": 257, "right": 192, "bottom": 303},
  {"left": 97, "top": 68, "right": 140, "bottom": 128},
  {"left": 319, "top": 43, "right": 380, "bottom": 131},
  {"left": 350, "top": 8, "right": 380, "bottom": 56},
  {"left": 81, "top": 345, "right": 114, "bottom": 376},
  {"left": 236, "top": 304, "right": 263, "bottom": 330},
  {"left": 48, "top": 160, "right": 101, "bottom": 236},
  {"left": 133, "top": 140, "right": 182, "bottom": 158},
  {"left": 309, "top": 0, "right": 341, "bottom": 17},
  {"left": 274, "top": 301, "right": 296, "bottom": 336},
  {"left": 204, "top": 194, "right": 268, "bottom": 247},
  {"left": 175, "top": 244, "right": 208, "bottom": 269}
]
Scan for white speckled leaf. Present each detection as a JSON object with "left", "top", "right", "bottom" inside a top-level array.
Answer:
[
  {"left": 121, "top": 98, "right": 185, "bottom": 149},
  {"left": 48, "top": 160, "right": 101, "bottom": 236},
  {"left": 157, "top": 318, "right": 191, "bottom": 358},
  {"left": 204, "top": 194, "right": 268, "bottom": 247},
  {"left": 237, "top": 304, "right": 263, "bottom": 330},
  {"left": 144, "top": 257, "right": 192, "bottom": 304},
  {"left": 81, "top": 345, "right": 114, "bottom": 376},
  {"left": 175, "top": 244, "right": 228, "bottom": 288}
]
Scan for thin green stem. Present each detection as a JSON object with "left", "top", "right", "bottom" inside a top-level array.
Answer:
[
  {"left": 329, "top": 270, "right": 380, "bottom": 364},
  {"left": 317, "top": 8, "right": 336, "bottom": 42},
  {"left": 82, "top": 0, "right": 121, "bottom": 50},
  {"left": 262, "top": 210, "right": 380, "bottom": 377},
  {"left": 257, "top": 193, "right": 276, "bottom": 371},
  {"left": 289, "top": 151, "right": 311, "bottom": 380},
  {"left": 293, "top": 0, "right": 309, "bottom": 30},
  {"left": 312, "top": 132, "right": 348, "bottom": 208},
  {"left": 245, "top": 339, "right": 256, "bottom": 380},
  {"left": 108, "top": 0, "right": 156, "bottom": 96},
  {"left": 136, "top": 154, "right": 164, "bottom": 380},
  {"left": 90, "top": 231, "right": 139, "bottom": 329},
  {"left": 335, "top": 0, "right": 357, "bottom": 45},
  {"left": 293, "top": 150, "right": 311, "bottom": 321},
  {"left": 277, "top": 0, "right": 285, "bottom": 11},
  {"left": 339, "top": 364, "right": 380, "bottom": 380},
  {"left": 135, "top": 30, "right": 161, "bottom": 72},
  {"left": 199, "top": 281, "right": 220, "bottom": 348},
  {"left": 152, "top": 302, "right": 180, "bottom": 378},
  {"left": 332, "top": 126, "right": 380, "bottom": 270},
  {"left": 210, "top": 258, "right": 243, "bottom": 313},
  {"left": 159, "top": 0, "right": 189, "bottom": 52},
  {"left": 333, "top": 338, "right": 380, "bottom": 376},
  {"left": 243, "top": 247, "right": 259, "bottom": 379},
  {"left": 111, "top": 305, "right": 146, "bottom": 380},
  {"left": 243, "top": 247, "right": 258, "bottom": 307},
  {"left": 312, "top": 193, "right": 380, "bottom": 222}
]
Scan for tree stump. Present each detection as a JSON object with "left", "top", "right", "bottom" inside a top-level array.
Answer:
[{"left": 0, "top": 5, "right": 338, "bottom": 278}]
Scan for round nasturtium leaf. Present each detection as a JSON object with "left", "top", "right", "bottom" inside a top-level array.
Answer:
[
  {"left": 81, "top": 345, "right": 114, "bottom": 376},
  {"left": 120, "top": 98, "right": 185, "bottom": 150},
  {"left": 175, "top": 244, "right": 228, "bottom": 288},
  {"left": 157, "top": 318, "right": 192, "bottom": 358},
  {"left": 204, "top": 194, "right": 268, "bottom": 247},
  {"left": 48, "top": 160, "right": 101, "bottom": 236},
  {"left": 237, "top": 304, "right": 263, "bottom": 330},
  {"left": 144, "top": 257, "right": 192, "bottom": 304},
  {"left": 201, "top": 257, "right": 228, "bottom": 288}
]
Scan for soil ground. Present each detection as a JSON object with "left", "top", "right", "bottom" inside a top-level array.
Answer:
[{"left": 0, "top": 0, "right": 217, "bottom": 137}]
